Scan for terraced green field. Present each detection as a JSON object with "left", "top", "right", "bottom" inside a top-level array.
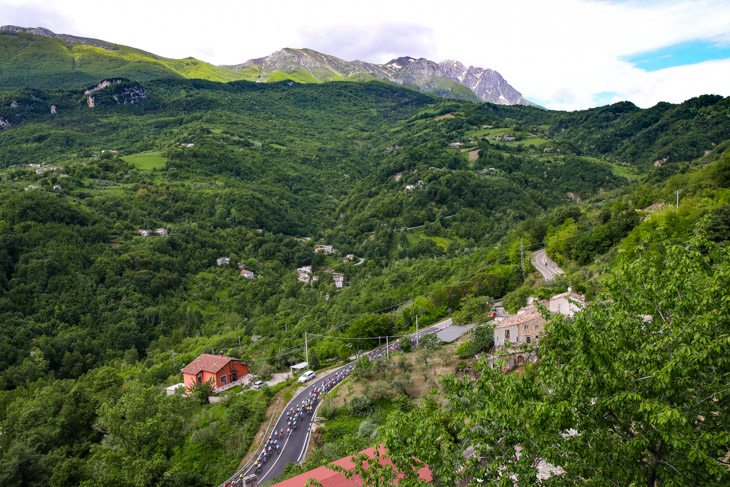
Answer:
[{"left": 122, "top": 151, "right": 168, "bottom": 170}]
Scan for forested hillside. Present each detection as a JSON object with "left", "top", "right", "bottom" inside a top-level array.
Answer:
[
  {"left": 0, "top": 29, "right": 251, "bottom": 91},
  {"left": 0, "top": 76, "right": 729, "bottom": 486}
]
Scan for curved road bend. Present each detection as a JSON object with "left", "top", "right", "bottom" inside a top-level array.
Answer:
[
  {"left": 229, "top": 318, "right": 450, "bottom": 486},
  {"left": 531, "top": 248, "right": 564, "bottom": 281}
]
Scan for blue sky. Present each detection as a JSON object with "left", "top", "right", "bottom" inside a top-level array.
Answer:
[
  {"left": 623, "top": 39, "right": 730, "bottom": 71},
  {"left": 1, "top": 0, "right": 730, "bottom": 110}
]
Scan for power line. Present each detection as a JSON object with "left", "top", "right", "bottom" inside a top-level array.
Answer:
[{"left": 238, "top": 175, "right": 717, "bottom": 366}]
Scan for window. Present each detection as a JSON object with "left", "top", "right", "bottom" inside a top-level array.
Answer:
[
  {"left": 536, "top": 325, "right": 540, "bottom": 331},
  {"left": 231, "top": 370, "right": 238, "bottom": 381},
  {"left": 197, "top": 372, "right": 202, "bottom": 384},
  {"left": 505, "top": 330, "right": 510, "bottom": 339},
  {"left": 526, "top": 336, "right": 531, "bottom": 344},
  {"left": 220, "top": 374, "right": 227, "bottom": 385},
  {"left": 524, "top": 324, "right": 528, "bottom": 330}
]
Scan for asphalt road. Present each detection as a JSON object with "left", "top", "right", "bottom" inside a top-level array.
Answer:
[
  {"left": 531, "top": 248, "right": 564, "bottom": 281},
  {"left": 226, "top": 317, "right": 451, "bottom": 486}
]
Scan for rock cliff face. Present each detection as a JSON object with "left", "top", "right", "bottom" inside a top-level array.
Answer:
[
  {"left": 233, "top": 48, "right": 534, "bottom": 106},
  {"left": 438, "top": 60, "right": 531, "bottom": 105}
]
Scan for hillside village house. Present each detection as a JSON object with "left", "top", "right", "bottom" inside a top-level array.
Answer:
[
  {"left": 493, "top": 289, "right": 586, "bottom": 349},
  {"left": 240, "top": 269, "right": 255, "bottom": 279},
  {"left": 181, "top": 354, "right": 248, "bottom": 394},
  {"left": 548, "top": 289, "right": 586, "bottom": 318},
  {"left": 314, "top": 245, "right": 335, "bottom": 254},
  {"left": 216, "top": 256, "right": 231, "bottom": 266},
  {"left": 297, "top": 265, "right": 312, "bottom": 283},
  {"left": 333, "top": 273, "right": 344, "bottom": 289},
  {"left": 156, "top": 228, "right": 169, "bottom": 237}
]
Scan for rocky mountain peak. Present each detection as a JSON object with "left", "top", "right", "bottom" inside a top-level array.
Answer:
[
  {"left": 384, "top": 56, "right": 417, "bottom": 70},
  {"left": 236, "top": 49, "right": 535, "bottom": 106}
]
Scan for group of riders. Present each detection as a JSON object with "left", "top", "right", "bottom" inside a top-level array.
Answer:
[
  {"left": 250, "top": 364, "right": 354, "bottom": 475},
  {"left": 224, "top": 333, "right": 438, "bottom": 486}
]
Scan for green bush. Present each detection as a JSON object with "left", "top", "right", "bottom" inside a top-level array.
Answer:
[
  {"left": 348, "top": 394, "right": 373, "bottom": 417},
  {"left": 456, "top": 341, "right": 474, "bottom": 358},
  {"left": 392, "top": 394, "right": 413, "bottom": 413},
  {"left": 357, "top": 419, "right": 378, "bottom": 439},
  {"left": 319, "top": 396, "right": 337, "bottom": 420}
]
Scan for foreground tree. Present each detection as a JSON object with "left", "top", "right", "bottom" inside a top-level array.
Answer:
[
  {"left": 382, "top": 223, "right": 730, "bottom": 485},
  {"left": 83, "top": 381, "right": 192, "bottom": 487},
  {"left": 187, "top": 378, "right": 215, "bottom": 405}
]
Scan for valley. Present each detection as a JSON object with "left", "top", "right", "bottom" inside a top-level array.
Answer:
[{"left": 0, "top": 30, "right": 728, "bottom": 487}]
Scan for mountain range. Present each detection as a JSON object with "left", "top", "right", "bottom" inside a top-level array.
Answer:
[{"left": 0, "top": 25, "right": 534, "bottom": 106}]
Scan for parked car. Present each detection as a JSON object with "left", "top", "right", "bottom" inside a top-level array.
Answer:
[
  {"left": 253, "top": 380, "right": 264, "bottom": 390},
  {"left": 298, "top": 370, "right": 315, "bottom": 383}
]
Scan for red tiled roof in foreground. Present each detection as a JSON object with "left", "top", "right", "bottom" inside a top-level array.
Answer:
[
  {"left": 271, "top": 445, "right": 432, "bottom": 487},
  {"left": 181, "top": 354, "right": 238, "bottom": 375}
]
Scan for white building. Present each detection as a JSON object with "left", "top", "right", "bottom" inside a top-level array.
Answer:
[
  {"left": 333, "top": 274, "right": 344, "bottom": 289},
  {"left": 548, "top": 289, "right": 586, "bottom": 318},
  {"left": 240, "top": 269, "right": 255, "bottom": 279},
  {"left": 166, "top": 383, "right": 185, "bottom": 396}
]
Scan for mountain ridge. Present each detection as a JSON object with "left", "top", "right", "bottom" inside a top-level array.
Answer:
[
  {"left": 0, "top": 25, "right": 534, "bottom": 105},
  {"left": 231, "top": 47, "right": 536, "bottom": 106}
]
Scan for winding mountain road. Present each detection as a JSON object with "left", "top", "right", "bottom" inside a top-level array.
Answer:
[
  {"left": 531, "top": 248, "right": 564, "bottom": 281},
  {"left": 221, "top": 318, "right": 452, "bottom": 486}
]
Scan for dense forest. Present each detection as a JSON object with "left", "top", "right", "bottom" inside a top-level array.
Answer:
[{"left": 0, "top": 76, "right": 729, "bottom": 486}]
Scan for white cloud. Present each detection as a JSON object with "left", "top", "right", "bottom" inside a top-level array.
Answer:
[{"left": 1, "top": 0, "right": 730, "bottom": 109}]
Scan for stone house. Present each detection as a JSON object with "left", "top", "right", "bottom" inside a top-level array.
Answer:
[
  {"left": 493, "top": 289, "right": 586, "bottom": 350},
  {"left": 548, "top": 289, "right": 586, "bottom": 318}
]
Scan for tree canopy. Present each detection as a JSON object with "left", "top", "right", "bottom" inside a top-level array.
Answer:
[{"left": 379, "top": 223, "right": 730, "bottom": 486}]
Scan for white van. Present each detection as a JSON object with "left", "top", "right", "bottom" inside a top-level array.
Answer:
[{"left": 298, "top": 370, "right": 315, "bottom": 383}]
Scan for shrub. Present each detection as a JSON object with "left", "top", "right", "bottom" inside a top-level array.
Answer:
[
  {"left": 392, "top": 394, "right": 413, "bottom": 413},
  {"left": 348, "top": 395, "right": 373, "bottom": 417},
  {"left": 418, "top": 333, "right": 440, "bottom": 350},
  {"left": 357, "top": 419, "right": 378, "bottom": 439},
  {"left": 187, "top": 379, "right": 214, "bottom": 404},
  {"left": 369, "top": 380, "right": 392, "bottom": 400},
  {"left": 392, "top": 372, "right": 414, "bottom": 396},
  {"left": 189, "top": 422, "right": 218, "bottom": 446},
  {"left": 319, "top": 396, "right": 337, "bottom": 419},
  {"left": 455, "top": 341, "right": 473, "bottom": 358},
  {"left": 399, "top": 337, "right": 412, "bottom": 353}
]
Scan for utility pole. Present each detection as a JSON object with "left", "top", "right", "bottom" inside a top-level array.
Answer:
[
  {"left": 520, "top": 241, "right": 525, "bottom": 280},
  {"left": 416, "top": 315, "right": 419, "bottom": 348},
  {"left": 238, "top": 335, "right": 241, "bottom": 355},
  {"left": 676, "top": 189, "right": 680, "bottom": 209},
  {"left": 305, "top": 332, "right": 309, "bottom": 366},
  {"left": 171, "top": 350, "right": 176, "bottom": 367},
  {"left": 386, "top": 335, "right": 389, "bottom": 360}
]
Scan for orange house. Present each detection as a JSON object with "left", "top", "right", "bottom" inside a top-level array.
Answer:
[{"left": 181, "top": 354, "right": 248, "bottom": 393}]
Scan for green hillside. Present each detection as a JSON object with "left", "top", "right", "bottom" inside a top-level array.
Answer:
[
  {"left": 0, "top": 30, "right": 251, "bottom": 91},
  {"left": 0, "top": 76, "right": 728, "bottom": 486}
]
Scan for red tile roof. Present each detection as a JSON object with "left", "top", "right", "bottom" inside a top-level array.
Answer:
[
  {"left": 271, "top": 445, "right": 432, "bottom": 486},
  {"left": 181, "top": 354, "right": 238, "bottom": 375}
]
